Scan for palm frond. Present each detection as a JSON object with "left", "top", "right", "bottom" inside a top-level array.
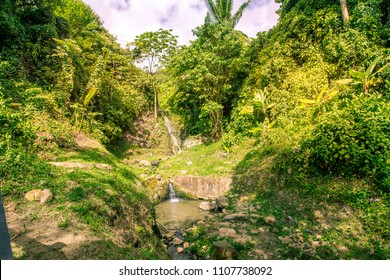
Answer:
[
  {"left": 232, "top": 0, "right": 251, "bottom": 27},
  {"left": 204, "top": 0, "right": 221, "bottom": 23}
]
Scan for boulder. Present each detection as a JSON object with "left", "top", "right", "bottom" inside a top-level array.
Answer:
[
  {"left": 40, "top": 189, "right": 53, "bottom": 203},
  {"left": 199, "top": 201, "right": 216, "bottom": 211},
  {"left": 216, "top": 196, "right": 229, "bottom": 210},
  {"left": 25, "top": 190, "right": 42, "bottom": 202}
]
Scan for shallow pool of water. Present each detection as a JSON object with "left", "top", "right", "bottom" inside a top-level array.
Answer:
[{"left": 155, "top": 199, "right": 211, "bottom": 230}]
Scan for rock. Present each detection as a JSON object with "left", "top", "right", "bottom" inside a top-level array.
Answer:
[
  {"left": 164, "top": 230, "right": 176, "bottom": 240},
  {"left": 197, "top": 221, "right": 206, "bottom": 226},
  {"left": 199, "top": 201, "right": 216, "bottom": 211},
  {"left": 216, "top": 196, "right": 229, "bottom": 210},
  {"left": 151, "top": 160, "right": 161, "bottom": 167},
  {"left": 186, "top": 161, "right": 193, "bottom": 165},
  {"left": 181, "top": 170, "right": 188, "bottom": 175},
  {"left": 94, "top": 164, "right": 112, "bottom": 170},
  {"left": 183, "top": 138, "right": 203, "bottom": 149},
  {"left": 40, "top": 189, "right": 53, "bottom": 203},
  {"left": 25, "top": 190, "right": 42, "bottom": 202},
  {"left": 279, "top": 236, "right": 292, "bottom": 245},
  {"left": 218, "top": 228, "right": 237, "bottom": 238},
  {"left": 183, "top": 242, "right": 190, "bottom": 249},
  {"left": 177, "top": 247, "right": 184, "bottom": 254},
  {"left": 265, "top": 215, "right": 277, "bottom": 226},
  {"left": 139, "top": 160, "right": 151, "bottom": 167},
  {"left": 223, "top": 213, "right": 248, "bottom": 221},
  {"left": 213, "top": 240, "right": 237, "bottom": 260},
  {"left": 172, "top": 237, "right": 183, "bottom": 246}
]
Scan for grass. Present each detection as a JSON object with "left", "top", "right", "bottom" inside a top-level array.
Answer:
[
  {"left": 120, "top": 138, "right": 256, "bottom": 179},
  {"left": 230, "top": 143, "right": 390, "bottom": 260},
  {"left": 2, "top": 139, "right": 169, "bottom": 260}
]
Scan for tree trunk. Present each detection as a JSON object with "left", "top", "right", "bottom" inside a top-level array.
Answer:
[
  {"left": 340, "top": 0, "right": 349, "bottom": 24},
  {"left": 152, "top": 77, "right": 158, "bottom": 123}
]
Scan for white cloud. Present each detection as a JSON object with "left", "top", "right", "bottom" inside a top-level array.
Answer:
[{"left": 82, "top": 0, "right": 280, "bottom": 46}]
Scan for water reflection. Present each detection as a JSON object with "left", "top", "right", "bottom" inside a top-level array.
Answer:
[{"left": 155, "top": 199, "right": 211, "bottom": 230}]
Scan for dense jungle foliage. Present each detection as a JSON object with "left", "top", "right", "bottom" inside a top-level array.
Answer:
[
  {"left": 168, "top": 0, "right": 390, "bottom": 194},
  {"left": 1, "top": 0, "right": 389, "bottom": 260},
  {"left": 0, "top": 0, "right": 154, "bottom": 182}
]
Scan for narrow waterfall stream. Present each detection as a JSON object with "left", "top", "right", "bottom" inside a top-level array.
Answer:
[
  {"left": 167, "top": 182, "right": 179, "bottom": 202},
  {"left": 155, "top": 183, "right": 214, "bottom": 260},
  {"left": 155, "top": 183, "right": 210, "bottom": 230}
]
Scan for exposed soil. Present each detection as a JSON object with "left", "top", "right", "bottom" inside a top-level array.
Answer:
[{"left": 4, "top": 200, "right": 98, "bottom": 259}]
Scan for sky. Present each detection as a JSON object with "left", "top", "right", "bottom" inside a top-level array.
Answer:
[{"left": 82, "top": 0, "right": 280, "bottom": 46}]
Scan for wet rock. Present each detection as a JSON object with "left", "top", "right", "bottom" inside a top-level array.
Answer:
[
  {"left": 216, "top": 196, "right": 229, "bottom": 210},
  {"left": 213, "top": 240, "right": 237, "bottom": 260},
  {"left": 40, "top": 189, "right": 53, "bottom": 203},
  {"left": 265, "top": 215, "right": 277, "bottom": 226},
  {"left": 164, "top": 230, "right": 176, "bottom": 240},
  {"left": 177, "top": 247, "right": 184, "bottom": 254},
  {"left": 172, "top": 237, "right": 183, "bottom": 246},
  {"left": 199, "top": 201, "right": 216, "bottom": 211},
  {"left": 25, "top": 190, "right": 42, "bottom": 202},
  {"left": 139, "top": 160, "right": 151, "bottom": 167},
  {"left": 223, "top": 213, "right": 248, "bottom": 221}
]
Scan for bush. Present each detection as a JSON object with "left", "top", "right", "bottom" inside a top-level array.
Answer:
[{"left": 303, "top": 95, "right": 390, "bottom": 192}]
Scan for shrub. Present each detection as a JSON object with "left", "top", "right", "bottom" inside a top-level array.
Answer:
[{"left": 303, "top": 95, "right": 390, "bottom": 192}]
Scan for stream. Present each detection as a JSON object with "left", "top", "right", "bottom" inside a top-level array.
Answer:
[{"left": 155, "top": 183, "right": 213, "bottom": 259}]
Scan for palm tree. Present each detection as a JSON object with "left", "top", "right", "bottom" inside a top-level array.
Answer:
[
  {"left": 339, "top": 0, "right": 349, "bottom": 24},
  {"left": 204, "top": 0, "right": 252, "bottom": 28}
]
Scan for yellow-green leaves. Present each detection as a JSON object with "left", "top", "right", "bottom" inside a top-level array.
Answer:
[
  {"left": 298, "top": 86, "right": 338, "bottom": 109},
  {"left": 84, "top": 87, "right": 97, "bottom": 107}
]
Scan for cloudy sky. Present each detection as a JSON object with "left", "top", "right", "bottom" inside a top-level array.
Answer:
[{"left": 82, "top": 0, "right": 280, "bottom": 46}]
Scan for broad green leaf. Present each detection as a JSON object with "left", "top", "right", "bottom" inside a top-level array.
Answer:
[{"left": 349, "top": 70, "right": 367, "bottom": 80}]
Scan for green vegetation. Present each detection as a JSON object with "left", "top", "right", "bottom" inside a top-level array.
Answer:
[{"left": 1, "top": 0, "right": 389, "bottom": 260}]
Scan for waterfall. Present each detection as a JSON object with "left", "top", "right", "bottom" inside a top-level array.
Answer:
[
  {"left": 161, "top": 111, "right": 181, "bottom": 154},
  {"left": 168, "top": 182, "right": 179, "bottom": 202}
]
